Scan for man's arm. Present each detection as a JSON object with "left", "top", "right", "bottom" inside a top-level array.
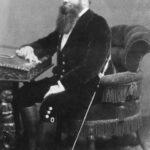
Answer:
[
  {"left": 16, "top": 30, "right": 60, "bottom": 63},
  {"left": 44, "top": 81, "right": 65, "bottom": 99},
  {"left": 29, "top": 30, "right": 60, "bottom": 58}
]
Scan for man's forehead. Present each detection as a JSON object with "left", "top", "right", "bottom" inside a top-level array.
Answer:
[{"left": 63, "top": 0, "right": 88, "bottom": 3}]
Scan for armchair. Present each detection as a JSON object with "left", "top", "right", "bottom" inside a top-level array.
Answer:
[{"left": 62, "top": 25, "right": 150, "bottom": 150}]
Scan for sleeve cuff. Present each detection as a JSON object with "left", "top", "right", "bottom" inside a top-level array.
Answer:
[{"left": 57, "top": 80, "right": 65, "bottom": 91}]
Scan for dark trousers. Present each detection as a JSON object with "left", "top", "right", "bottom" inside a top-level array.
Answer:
[
  {"left": 15, "top": 77, "right": 95, "bottom": 150},
  {"left": 17, "top": 76, "right": 90, "bottom": 120}
]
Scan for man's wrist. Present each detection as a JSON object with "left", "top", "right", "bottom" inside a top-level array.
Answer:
[{"left": 57, "top": 80, "right": 65, "bottom": 91}]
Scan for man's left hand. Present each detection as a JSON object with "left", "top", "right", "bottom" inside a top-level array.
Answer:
[{"left": 44, "top": 82, "right": 65, "bottom": 99}]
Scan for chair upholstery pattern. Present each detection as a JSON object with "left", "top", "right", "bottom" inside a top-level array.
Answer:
[
  {"left": 68, "top": 72, "right": 143, "bottom": 137},
  {"left": 100, "top": 71, "right": 142, "bottom": 103},
  {"left": 111, "top": 25, "right": 150, "bottom": 72}
]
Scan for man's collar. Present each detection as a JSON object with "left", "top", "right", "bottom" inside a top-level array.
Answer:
[{"left": 78, "top": 7, "right": 89, "bottom": 18}]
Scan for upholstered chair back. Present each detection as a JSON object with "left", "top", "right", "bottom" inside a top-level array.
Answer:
[{"left": 111, "top": 25, "right": 150, "bottom": 72}]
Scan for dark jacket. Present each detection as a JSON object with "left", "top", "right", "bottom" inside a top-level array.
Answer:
[{"left": 30, "top": 10, "right": 111, "bottom": 94}]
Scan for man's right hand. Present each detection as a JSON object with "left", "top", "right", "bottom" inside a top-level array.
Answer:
[{"left": 16, "top": 46, "right": 41, "bottom": 64}]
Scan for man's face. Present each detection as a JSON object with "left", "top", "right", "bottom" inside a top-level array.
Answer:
[
  {"left": 56, "top": 0, "right": 82, "bottom": 34},
  {"left": 61, "top": 0, "right": 82, "bottom": 15}
]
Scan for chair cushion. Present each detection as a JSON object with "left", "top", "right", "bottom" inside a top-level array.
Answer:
[
  {"left": 67, "top": 101, "right": 142, "bottom": 137},
  {"left": 75, "top": 101, "right": 141, "bottom": 121}
]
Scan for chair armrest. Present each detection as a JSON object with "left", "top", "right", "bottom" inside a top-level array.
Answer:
[
  {"left": 99, "top": 71, "right": 142, "bottom": 103},
  {"left": 100, "top": 71, "right": 142, "bottom": 85}
]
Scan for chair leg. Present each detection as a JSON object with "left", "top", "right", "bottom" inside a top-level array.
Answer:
[
  {"left": 87, "top": 135, "right": 96, "bottom": 150},
  {"left": 136, "top": 131, "right": 146, "bottom": 150}
]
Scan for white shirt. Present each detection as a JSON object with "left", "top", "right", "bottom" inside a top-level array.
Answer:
[{"left": 60, "top": 8, "right": 89, "bottom": 50}]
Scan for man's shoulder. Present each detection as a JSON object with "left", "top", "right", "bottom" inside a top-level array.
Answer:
[
  {"left": 86, "top": 10, "right": 109, "bottom": 32},
  {"left": 90, "top": 10, "right": 108, "bottom": 25}
]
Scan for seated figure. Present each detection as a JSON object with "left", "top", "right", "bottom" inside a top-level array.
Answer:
[{"left": 15, "top": 0, "right": 111, "bottom": 150}]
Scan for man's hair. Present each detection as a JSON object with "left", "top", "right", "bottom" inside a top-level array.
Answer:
[{"left": 82, "top": 0, "right": 91, "bottom": 4}]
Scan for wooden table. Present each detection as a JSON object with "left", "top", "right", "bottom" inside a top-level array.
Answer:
[{"left": 0, "top": 47, "right": 52, "bottom": 150}]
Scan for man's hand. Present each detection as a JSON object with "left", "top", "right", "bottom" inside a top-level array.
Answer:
[
  {"left": 44, "top": 81, "right": 65, "bottom": 99},
  {"left": 16, "top": 46, "right": 41, "bottom": 64}
]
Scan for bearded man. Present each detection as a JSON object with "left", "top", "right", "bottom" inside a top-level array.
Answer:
[{"left": 16, "top": 0, "right": 111, "bottom": 150}]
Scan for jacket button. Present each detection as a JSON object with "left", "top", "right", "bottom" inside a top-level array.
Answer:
[
  {"left": 62, "top": 61, "right": 65, "bottom": 65},
  {"left": 60, "top": 75, "right": 63, "bottom": 78},
  {"left": 45, "top": 115, "right": 49, "bottom": 119},
  {"left": 48, "top": 107, "right": 53, "bottom": 111},
  {"left": 62, "top": 69, "right": 65, "bottom": 73}
]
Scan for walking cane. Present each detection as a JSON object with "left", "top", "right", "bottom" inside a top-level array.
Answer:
[{"left": 71, "top": 54, "right": 111, "bottom": 150}]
